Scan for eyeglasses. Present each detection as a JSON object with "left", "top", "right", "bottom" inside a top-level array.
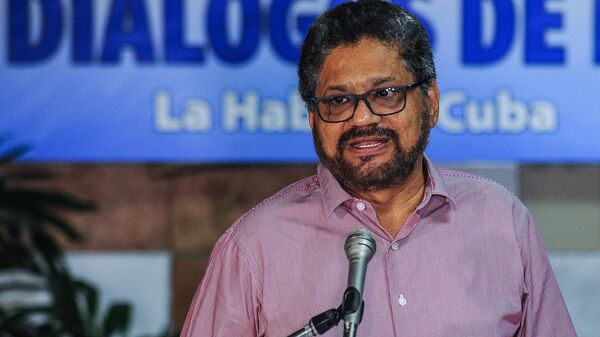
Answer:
[{"left": 310, "top": 78, "right": 430, "bottom": 123}]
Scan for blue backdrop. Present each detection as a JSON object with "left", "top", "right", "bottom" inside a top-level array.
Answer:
[{"left": 1, "top": 0, "right": 599, "bottom": 162}]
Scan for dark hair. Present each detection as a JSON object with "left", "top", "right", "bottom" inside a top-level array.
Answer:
[{"left": 298, "top": 0, "right": 436, "bottom": 108}]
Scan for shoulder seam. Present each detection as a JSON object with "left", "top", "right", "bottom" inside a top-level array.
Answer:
[
  {"left": 439, "top": 170, "right": 493, "bottom": 181},
  {"left": 236, "top": 183, "right": 318, "bottom": 225},
  {"left": 439, "top": 169, "right": 520, "bottom": 197}
]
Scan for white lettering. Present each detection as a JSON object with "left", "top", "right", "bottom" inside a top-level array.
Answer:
[
  {"left": 223, "top": 90, "right": 259, "bottom": 132},
  {"left": 154, "top": 90, "right": 213, "bottom": 132},
  {"left": 439, "top": 91, "right": 467, "bottom": 133},
  {"left": 290, "top": 92, "right": 311, "bottom": 132},
  {"left": 222, "top": 89, "right": 312, "bottom": 132},
  {"left": 437, "top": 89, "right": 558, "bottom": 134},
  {"left": 530, "top": 101, "right": 558, "bottom": 132},
  {"left": 498, "top": 90, "right": 528, "bottom": 133},
  {"left": 262, "top": 100, "right": 287, "bottom": 132},
  {"left": 184, "top": 101, "right": 212, "bottom": 132},
  {"left": 154, "top": 90, "right": 180, "bottom": 132},
  {"left": 466, "top": 100, "right": 495, "bottom": 133}
]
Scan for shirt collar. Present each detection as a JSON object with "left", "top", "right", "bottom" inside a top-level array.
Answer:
[
  {"left": 317, "top": 164, "right": 354, "bottom": 218},
  {"left": 317, "top": 155, "right": 456, "bottom": 218},
  {"left": 422, "top": 155, "right": 457, "bottom": 211}
]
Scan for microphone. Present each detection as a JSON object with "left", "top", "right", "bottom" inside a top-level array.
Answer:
[{"left": 342, "top": 229, "right": 376, "bottom": 337}]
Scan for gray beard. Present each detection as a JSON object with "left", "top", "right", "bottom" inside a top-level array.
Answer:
[{"left": 312, "top": 111, "right": 430, "bottom": 192}]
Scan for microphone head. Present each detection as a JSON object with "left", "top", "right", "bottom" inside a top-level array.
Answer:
[{"left": 344, "top": 229, "right": 376, "bottom": 262}]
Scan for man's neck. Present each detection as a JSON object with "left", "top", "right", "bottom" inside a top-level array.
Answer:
[{"left": 347, "top": 159, "right": 427, "bottom": 238}]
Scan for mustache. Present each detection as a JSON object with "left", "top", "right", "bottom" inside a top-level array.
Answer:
[{"left": 337, "top": 125, "right": 399, "bottom": 151}]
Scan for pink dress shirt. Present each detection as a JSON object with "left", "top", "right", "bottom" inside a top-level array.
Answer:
[{"left": 181, "top": 158, "right": 577, "bottom": 337}]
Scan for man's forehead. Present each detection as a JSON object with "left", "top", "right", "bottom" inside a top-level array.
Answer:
[
  {"left": 316, "top": 40, "right": 411, "bottom": 90},
  {"left": 326, "top": 38, "right": 401, "bottom": 55},
  {"left": 319, "top": 39, "right": 405, "bottom": 71}
]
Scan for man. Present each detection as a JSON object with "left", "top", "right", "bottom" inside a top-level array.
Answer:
[{"left": 181, "top": 1, "right": 576, "bottom": 336}]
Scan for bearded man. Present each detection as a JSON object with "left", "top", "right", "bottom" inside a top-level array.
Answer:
[{"left": 181, "top": 1, "right": 576, "bottom": 336}]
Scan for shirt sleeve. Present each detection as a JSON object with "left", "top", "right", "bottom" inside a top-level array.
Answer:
[
  {"left": 518, "top": 211, "right": 577, "bottom": 337},
  {"left": 180, "top": 229, "right": 265, "bottom": 337}
]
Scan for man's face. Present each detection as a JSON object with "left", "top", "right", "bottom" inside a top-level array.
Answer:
[{"left": 309, "top": 38, "right": 439, "bottom": 192}]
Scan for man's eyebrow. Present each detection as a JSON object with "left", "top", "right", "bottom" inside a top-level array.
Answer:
[
  {"left": 322, "top": 76, "right": 399, "bottom": 94},
  {"left": 324, "top": 85, "right": 350, "bottom": 93},
  {"left": 372, "top": 76, "right": 398, "bottom": 86}
]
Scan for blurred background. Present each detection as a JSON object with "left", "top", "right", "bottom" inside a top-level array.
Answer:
[{"left": 1, "top": 0, "right": 599, "bottom": 336}]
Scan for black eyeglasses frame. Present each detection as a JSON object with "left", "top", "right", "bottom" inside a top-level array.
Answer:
[{"left": 310, "top": 77, "right": 431, "bottom": 123}]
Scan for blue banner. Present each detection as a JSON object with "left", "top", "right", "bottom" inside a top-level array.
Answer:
[{"left": 1, "top": 0, "right": 599, "bottom": 162}]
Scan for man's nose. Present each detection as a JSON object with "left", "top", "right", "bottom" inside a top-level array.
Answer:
[{"left": 351, "top": 98, "right": 381, "bottom": 126}]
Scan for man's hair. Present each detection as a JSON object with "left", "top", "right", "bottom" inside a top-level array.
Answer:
[{"left": 298, "top": 0, "right": 436, "bottom": 108}]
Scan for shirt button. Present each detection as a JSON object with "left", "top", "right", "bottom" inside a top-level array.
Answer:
[
  {"left": 398, "top": 294, "right": 407, "bottom": 307},
  {"left": 356, "top": 202, "right": 366, "bottom": 211},
  {"left": 391, "top": 242, "right": 400, "bottom": 251}
]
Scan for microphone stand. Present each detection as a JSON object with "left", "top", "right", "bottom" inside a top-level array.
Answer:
[
  {"left": 286, "top": 289, "right": 364, "bottom": 337},
  {"left": 340, "top": 287, "right": 364, "bottom": 337},
  {"left": 287, "top": 308, "right": 341, "bottom": 337}
]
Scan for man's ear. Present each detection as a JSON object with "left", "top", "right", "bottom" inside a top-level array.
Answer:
[
  {"left": 426, "top": 80, "right": 440, "bottom": 128},
  {"left": 308, "top": 110, "right": 316, "bottom": 130}
]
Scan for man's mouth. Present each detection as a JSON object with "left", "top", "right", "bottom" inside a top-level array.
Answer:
[
  {"left": 345, "top": 137, "right": 391, "bottom": 154},
  {"left": 349, "top": 139, "right": 389, "bottom": 149},
  {"left": 336, "top": 126, "right": 399, "bottom": 156}
]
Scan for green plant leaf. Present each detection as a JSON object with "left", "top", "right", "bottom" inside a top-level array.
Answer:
[
  {"left": 74, "top": 279, "right": 100, "bottom": 323},
  {"left": 102, "top": 303, "right": 132, "bottom": 337},
  {"left": 30, "top": 229, "right": 65, "bottom": 273},
  {"left": 45, "top": 270, "right": 87, "bottom": 335},
  {"left": 0, "top": 305, "right": 53, "bottom": 337},
  {"left": 0, "top": 241, "right": 39, "bottom": 271},
  {"left": 0, "top": 278, "right": 44, "bottom": 292},
  {"left": 0, "top": 189, "right": 96, "bottom": 211},
  {"left": 36, "top": 209, "right": 84, "bottom": 243},
  {"left": 1, "top": 204, "right": 84, "bottom": 242}
]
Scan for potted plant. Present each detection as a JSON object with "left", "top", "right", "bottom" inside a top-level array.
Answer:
[{"left": 0, "top": 141, "right": 134, "bottom": 337}]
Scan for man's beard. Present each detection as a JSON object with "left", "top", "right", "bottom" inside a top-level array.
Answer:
[{"left": 313, "top": 109, "right": 430, "bottom": 192}]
